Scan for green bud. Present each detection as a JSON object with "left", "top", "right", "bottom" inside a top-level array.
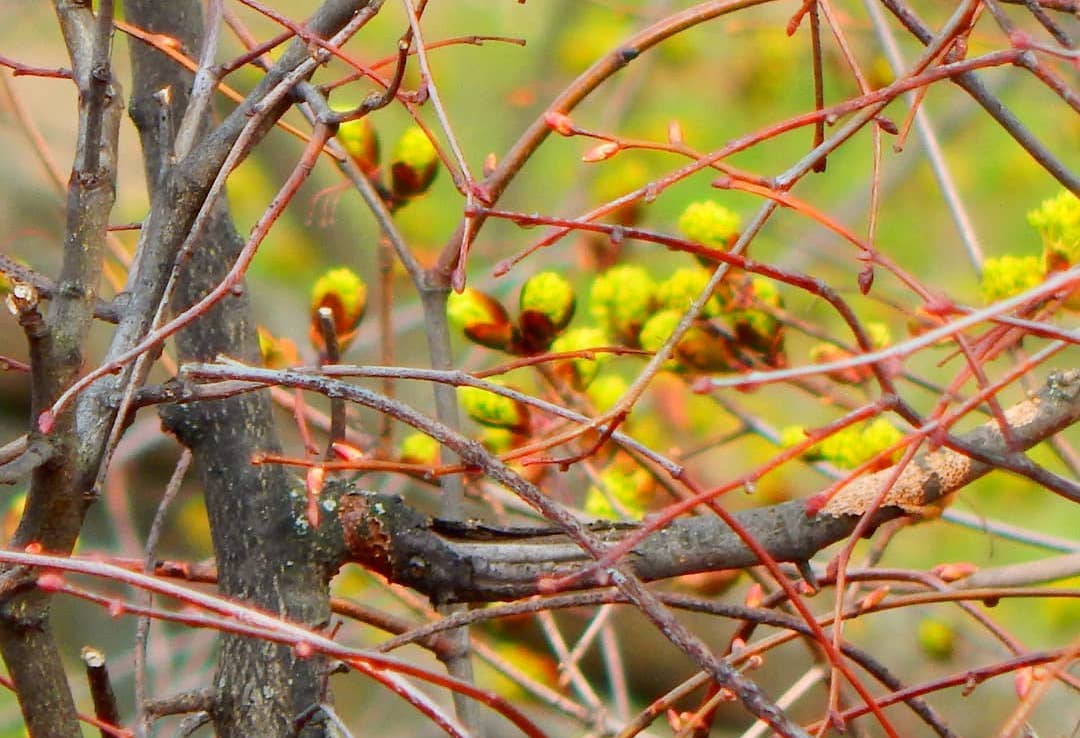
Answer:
[
  {"left": 585, "top": 373, "right": 628, "bottom": 413},
  {"left": 591, "top": 158, "right": 650, "bottom": 226},
  {"left": 656, "top": 267, "right": 722, "bottom": 317},
  {"left": 460, "top": 384, "right": 530, "bottom": 432},
  {"left": 398, "top": 432, "right": 439, "bottom": 466},
  {"left": 447, "top": 288, "right": 515, "bottom": 351},
  {"left": 390, "top": 126, "right": 439, "bottom": 198},
  {"left": 336, "top": 115, "right": 380, "bottom": 175},
  {"left": 518, "top": 271, "right": 576, "bottom": 352},
  {"left": 589, "top": 264, "right": 656, "bottom": 344},
  {"left": 779, "top": 425, "right": 809, "bottom": 450},
  {"left": 860, "top": 418, "right": 904, "bottom": 463},
  {"left": 640, "top": 310, "right": 743, "bottom": 373},
  {"left": 583, "top": 463, "right": 654, "bottom": 520},
  {"left": 677, "top": 200, "right": 741, "bottom": 249},
  {"left": 866, "top": 321, "right": 892, "bottom": 349},
  {"left": 309, "top": 267, "right": 367, "bottom": 352},
  {"left": 479, "top": 427, "right": 516, "bottom": 454},
  {"left": 917, "top": 618, "right": 955, "bottom": 661},
  {"left": 550, "top": 326, "right": 610, "bottom": 389},
  {"left": 638, "top": 309, "right": 681, "bottom": 356}
]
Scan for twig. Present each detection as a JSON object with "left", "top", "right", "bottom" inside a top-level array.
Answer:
[{"left": 80, "top": 647, "right": 122, "bottom": 738}]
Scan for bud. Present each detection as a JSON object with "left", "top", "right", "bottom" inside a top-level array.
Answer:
[
  {"left": 390, "top": 126, "right": 439, "bottom": 199},
  {"left": 731, "top": 277, "right": 785, "bottom": 367},
  {"left": 1014, "top": 667, "right": 1035, "bottom": 699},
  {"left": 479, "top": 427, "right": 516, "bottom": 454},
  {"left": 917, "top": 618, "right": 955, "bottom": 661},
  {"left": 305, "top": 466, "right": 326, "bottom": 527},
  {"left": 857, "top": 585, "right": 890, "bottom": 612},
  {"left": 780, "top": 425, "right": 821, "bottom": 458},
  {"left": 667, "top": 119, "right": 685, "bottom": 146},
  {"left": 398, "top": 432, "right": 439, "bottom": 466},
  {"left": 590, "top": 158, "right": 650, "bottom": 227},
  {"left": 815, "top": 419, "right": 902, "bottom": 471},
  {"left": 589, "top": 264, "right": 656, "bottom": 345},
  {"left": 459, "top": 384, "right": 530, "bottom": 432},
  {"left": 677, "top": 200, "right": 741, "bottom": 249},
  {"left": 330, "top": 442, "right": 365, "bottom": 463},
  {"left": 585, "top": 372, "right": 627, "bottom": 413},
  {"left": 656, "top": 266, "right": 722, "bottom": 317},
  {"left": 543, "top": 110, "right": 575, "bottom": 136},
  {"left": 865, "top": 321, "right": 892, "bottom": 349},
  {"left": 637, "top": 309, "right": 683, "bottom": 371},
  {"left": 675, "top": 320, "right": 743, "bottom": 373},
  {"left": 447, "top": 288, "right": 515, "bottom": 351},
  {"left": 931, "top": 562, "right": 977, "bottom": 583},
  {"left": 257, "top": 327, "right": 299, "bottom": 369},
  {"left": 550, "top": 326, "right": 610, "bottom": 389},
  {"left": 583, "top": 461, "right": 655, "bottom": 520},
  {"left": 517, "top": 271, "right": 576, "bottom": 353},
  {"left": 309, "top": 268, "right": 367, "bottom": 353},
  {"left": 581, "top": 140, "right": 620, "bottom": 163},
  {"left": 335, "top": 114, "right": 380, "bottom": 175},
  {"left": 809, "top": 343, "right": 871, "bottom": 385}
]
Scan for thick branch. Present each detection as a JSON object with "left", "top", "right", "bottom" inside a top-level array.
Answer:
[
  {"left": 0, "top": 3, "right": 122, "bottom": 736},
  {"left": 333, "top": 370, "right": 1079, "bottom": 603},
  {"left": 123, "top": 4, "right": 373, "bottom": 737}
]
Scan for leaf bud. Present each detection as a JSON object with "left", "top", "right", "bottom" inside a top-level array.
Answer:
[
  {"left": 550, "top": 326, "right": 610, "bottom": 389},
  {"left": 309, "top": 267, "right": 367, "bottom": 353},
  {"left": 447, "top": 288, "right": 515, "bottom": 351},
  {"left": 517, "top": 271, "right": 576, "bottom": 352},
  {"left": 583, "top": 461, "right": 654, "bottom": 520},
  {"left": 398, "top": 432, "right": 440, "bottom": 466},
  {"left": 390, "top": 126, "right": 439, "bottom": 199},
  {"left": 459, "top": 384, "right": 530, "bottom": 432},
  {"left": 335, "top": 114, "right": 380, "bottom": 175}
]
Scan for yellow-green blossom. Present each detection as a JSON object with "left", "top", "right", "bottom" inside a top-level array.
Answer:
[
  {"left": 677, "top": 201, "right": 741, "bottom": 249},
  {"left": 550, "top": 326, "right": 610, "bottom": 388},
  {"left": 1028, "top": 190, "right": 1080, "bottom": 267},
  {"left": 589, "top": 264, "right": 656, "bottom": 343},
  {"left": 584, "top": 464, "right": 653, "bottom": 520},
  {"left": 638, "top": 309, "right": 681, "bottom": 354},
  {"left": 866, "top": 321, "right": 892, "bottom": 349},
  {"left": 656, "top": 267, "right": 722, "bottom": 317},
  {"left": 585, "top": 373, "right": 628, "bottom": 413},
  {"left": 980, "top": 255, "right": 1043, "bottom": 304},
  {"left": 460, "top": 384, "right": 529, "bottom": 432}
]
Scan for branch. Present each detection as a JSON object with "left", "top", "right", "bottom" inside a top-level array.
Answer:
[{"left": 327, "top": 370, "right": 1078, "bottom": 603}]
